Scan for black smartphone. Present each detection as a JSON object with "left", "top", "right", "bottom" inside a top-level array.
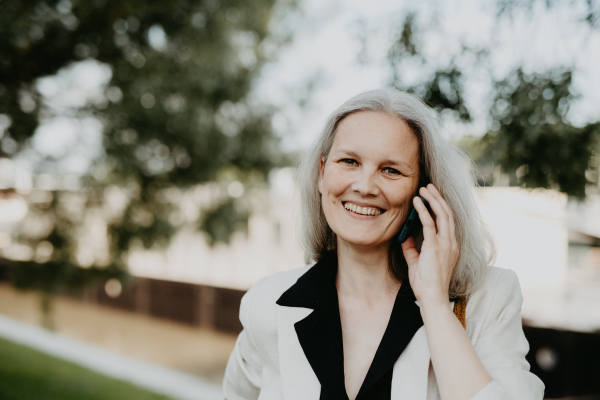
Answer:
[{"left": 396, "top": 196, "right": 430, "bottom": 244}]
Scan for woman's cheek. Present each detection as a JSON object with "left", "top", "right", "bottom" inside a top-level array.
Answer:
[{"left": 325, "top": 167, "right": 348, "bottom": 195}]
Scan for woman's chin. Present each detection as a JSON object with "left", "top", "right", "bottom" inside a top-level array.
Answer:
[{"left": 337, "top": 236, "right": 393, "bottom": 252}]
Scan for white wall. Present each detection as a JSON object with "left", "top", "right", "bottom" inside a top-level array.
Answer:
[
  {"left": 473, "top": 187, "right": 568, "bottom": 289},
  {"left": 128, "top": 168, "right": 305, "bottom": 290}
]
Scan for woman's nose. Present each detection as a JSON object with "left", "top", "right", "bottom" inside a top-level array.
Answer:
[{"left": 351, "top": 169, "right": 379, "bottom": 196}]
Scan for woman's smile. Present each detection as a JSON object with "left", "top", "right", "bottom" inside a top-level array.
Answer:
[
  {"left": 343, "top": 201, "right": 384, "bottom": 216},
  {"left": 318, "top": 111, "right": 420, "bottom": 250}
]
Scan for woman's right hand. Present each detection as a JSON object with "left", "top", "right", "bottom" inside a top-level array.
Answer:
[{"left": 400, "top": 184, "right": 459, "bottom": 306}]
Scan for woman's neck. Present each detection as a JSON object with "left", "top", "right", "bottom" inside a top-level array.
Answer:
[{"left": 335, "top": 241, "right": 401, "bottom": 304}]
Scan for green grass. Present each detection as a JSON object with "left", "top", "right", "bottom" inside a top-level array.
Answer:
[{"left": 0, "top": 336, "right": 178, "bottom": 400}]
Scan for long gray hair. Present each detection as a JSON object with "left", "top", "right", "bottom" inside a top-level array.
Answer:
[{"left": 296, "top": 88, "right": 496, "bottom": 298}]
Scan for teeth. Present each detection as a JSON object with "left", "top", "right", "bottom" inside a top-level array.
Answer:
[{"left": 344, "top": 202, "right": 381, "bottom": 216}]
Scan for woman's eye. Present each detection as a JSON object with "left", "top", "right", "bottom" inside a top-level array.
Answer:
[
  {"left": 340, "top": 158, "right": 358, "bottom": 166},
  {"left": 383, "top": 167, "right": 401, "bottom": 175}
]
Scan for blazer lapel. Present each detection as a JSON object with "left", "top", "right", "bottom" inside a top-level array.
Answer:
[
  {"left": 276, "top": 253, "right": 340, "bottom": 400},
  {"left": 356, "top": 285, "right": 424, "bottom": 399},
  {"left": 391, "top": 325, "right": 431, "bottom": 399},
  {"left": 277, "top": 305, "right": 321, "bottom": 400},
  {"left": 293, "top": 291, "right": 347, "bottom": 399}
]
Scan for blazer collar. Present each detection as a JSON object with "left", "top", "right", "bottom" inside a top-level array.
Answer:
[
  {"left": 276, "top": 251, "right": 337, "bottom": 309},
  {"left": 276, "top": 252, "right": 425, "bottom": 400}
]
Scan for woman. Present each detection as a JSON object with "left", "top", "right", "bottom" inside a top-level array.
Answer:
[{"left": 223, "top": 89, "right": 544, "bottom": 399}]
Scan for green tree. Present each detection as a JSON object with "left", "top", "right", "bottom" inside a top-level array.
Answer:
[
  {"left": 0, "top": 0, "right": 295, "bottom": 328},
  {"left": 481, "top": 68, "right": 599, "bottom": 197}
]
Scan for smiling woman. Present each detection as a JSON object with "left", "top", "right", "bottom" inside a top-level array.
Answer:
[{"left": 223, "top": 88, "right": 545, "bottom": 400}]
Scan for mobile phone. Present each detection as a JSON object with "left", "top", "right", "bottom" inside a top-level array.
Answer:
[{"left": 397, "top": 196, "right": 429, "bottom": 244}]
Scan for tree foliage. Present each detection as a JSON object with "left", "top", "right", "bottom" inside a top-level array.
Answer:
[
  {"left": 482, "top": 69, "right": 599, "bottom": 197},
  {"left": 496, "top": 0, "right": 600, "bottom": 28},
  {"left": 386, "top": 3, "right": 600, "bottom": 198},
  {"left": 388, "top": 14, "right": 472, "bottom": 122},
  {"left": 0, "top": 0, "right": 295, "bottom": 326}
]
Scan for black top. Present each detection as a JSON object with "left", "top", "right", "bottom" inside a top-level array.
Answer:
[{"left": 276, "top": 252, "right": 424, "bottom": 400}]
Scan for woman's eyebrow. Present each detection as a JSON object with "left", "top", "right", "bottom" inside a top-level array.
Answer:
[{"left": 333, "top": 149, "right": 360, "bottom": 158}]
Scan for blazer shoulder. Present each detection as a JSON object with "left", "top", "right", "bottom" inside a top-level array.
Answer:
[
  {"left": 466, "top": 266, "right": 523, "bottom": 331},
  {"left": 242, "top": 264, "right": 314, "bottom": 314},
  {"left": 481, "top": 266, "right": 521, "bottom": 300},
  {"left": 238, "top": 264, "right": 314, "bottom": 358}
]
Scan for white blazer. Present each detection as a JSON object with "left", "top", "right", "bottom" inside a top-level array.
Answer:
[{"left": 223, "top": 265, "right": 544, "bottom": 399}]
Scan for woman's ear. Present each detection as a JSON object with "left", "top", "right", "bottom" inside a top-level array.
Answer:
[{"left": 318, "top": 157, "right": 325, "bottom": 194}]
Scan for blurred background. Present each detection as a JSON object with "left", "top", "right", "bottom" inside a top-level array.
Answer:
[{"left": 0, "top": 0, "right": 599, "bottom": 399}]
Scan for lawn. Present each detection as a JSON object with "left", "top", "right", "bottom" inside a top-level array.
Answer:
[{"left": 0, "top": 336, "right": 178, "bottom": 400}]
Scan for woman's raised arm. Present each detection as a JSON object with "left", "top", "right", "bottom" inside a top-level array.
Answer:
[{"left": 402, "top": 183, "right": 543, "bottom": 400}]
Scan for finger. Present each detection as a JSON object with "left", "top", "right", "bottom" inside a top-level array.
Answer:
[
  {"left": 425, "top": 184, "right": 458, "bottom": 245},
  {"left": 419, "top": 185, "right": 450, "bottom": 224},
  {"left": 426, "top": 183, "right": 453, "bottom": 217},
  {"left": 400, "top": 236, "right": 419, "bottom": 268},
  {"left": 418, "top": 187, "right": 450, "bottom": 237},
  {"left": 414, "top": 195, "right": 437, "bottom": 239}
]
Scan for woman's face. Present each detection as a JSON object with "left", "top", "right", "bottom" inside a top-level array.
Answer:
[{"left": 318, "top": 111, "right": 420, "bottom": 251}]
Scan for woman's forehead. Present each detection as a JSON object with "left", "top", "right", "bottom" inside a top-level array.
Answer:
[{"left": 330, "top": 111, "right": 419, "bottom": 162}]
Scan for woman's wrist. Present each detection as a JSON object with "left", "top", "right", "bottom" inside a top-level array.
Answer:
[{"left": 417, "top": 296, "right": 454, "bottom": 321}]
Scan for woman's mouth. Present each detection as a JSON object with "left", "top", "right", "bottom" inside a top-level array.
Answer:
[{"left": 343, "top": 202, "right": 384, "bottom": 216}]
